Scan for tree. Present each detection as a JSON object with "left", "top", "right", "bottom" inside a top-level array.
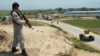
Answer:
[
  {"left": 80, "top": 7, "right": 89, "bottom": 11},
  {"left": 55, "top": 7, "right": 65, "bottom": 13}
]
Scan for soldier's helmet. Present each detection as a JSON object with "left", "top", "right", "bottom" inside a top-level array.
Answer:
[
  {"left": 84, "top": 30, "right": 90, "bottom": 34},
  {"left": 12, "top": 2, "right": 19, "bottom": 9}
]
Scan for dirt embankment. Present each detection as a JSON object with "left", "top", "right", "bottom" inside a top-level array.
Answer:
[
  {"left": 0, "top": 24, "right": 76, "bottom": 56},
  {"left": 0, "top": 24, "right": 100, "bottom": 56}
]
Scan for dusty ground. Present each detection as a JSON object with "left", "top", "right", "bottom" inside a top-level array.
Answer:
[
  {"left": 0, "top": 24, "right": 100, "bottom": 56},
  {"left": 0, "top": 24, "right": 75, "bottom": 56},
  {"left": 77, "top": 49, "right": 100, "bottom": 56}
]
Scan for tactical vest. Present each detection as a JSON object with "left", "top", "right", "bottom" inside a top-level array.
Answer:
[{"left": 10, "top": 10, "right": 21, "bottom": 25}]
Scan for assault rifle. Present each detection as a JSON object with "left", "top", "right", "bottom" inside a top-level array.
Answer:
[{"left": 18, "top": 10, "right": 33, "bottom": 30}]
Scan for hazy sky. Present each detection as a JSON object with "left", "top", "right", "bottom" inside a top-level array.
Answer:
[{"left": 0, "top": 0, "right": 100, "bottom": 10}]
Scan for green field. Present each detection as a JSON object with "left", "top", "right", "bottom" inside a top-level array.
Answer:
[
  {"left": 25, "top": 15, "right": 35, "bottom": 19},
  {"left": 61, "top": 20, "right": 100, "bottom": 35},
  {"left": 0, "top": 11, "right": 10, "bottom": 19},
  {"left": 0, "top": 10, "right": 36, "bottom": 19},
  {"left": 30, "top": 21, "right": 49, "bottom": 26},
  {"left": 72, "top": 37, "right": 100, "bottom": 53}
]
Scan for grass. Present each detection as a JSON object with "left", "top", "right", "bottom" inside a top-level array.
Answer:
[
  {"left": 30, "top": 21, "right": 67, "bottom": 34},
  {"left": 61, "top": 20, "right": 100, "bottom": 35},
  {"left": 50, "top": 25, "right": 67, "bottom": 34},
  {"left": 0, "top": 11, "right": 10, "bottom": 18},
  {"left": 25, "top": 15, "right": 35, "bottom": 19},
  {"left": 8, "top": 41, "right": 12, "bottom": 49},
  {"left": 0, "top": 41, "right": 4, "bottom": 46},
  {"left": 30, "top": 21, "right": 49, "bottom": 26},
  {"left": 62, "top": 20, "right": 100, "bottom": 28},
  {"left": 72, "top": 37, "right": 100, "bottom": 53}
]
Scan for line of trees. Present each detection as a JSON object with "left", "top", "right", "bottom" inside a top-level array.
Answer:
[
  {"left": 55, "top": 7, "right": 100, "bottom": 13},
  {"left": 31, "top": 7, "right": 100, "bottom": 14},
  {"left": 0, "top": 7, "right": 100, "bottom": 18},
  {"left": 66, "top": 7, "right": 100, "bottom": 11}
]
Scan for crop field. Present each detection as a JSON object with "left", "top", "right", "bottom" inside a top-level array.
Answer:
[{"left": 61, "top": 19, "right": 100, "bottom": 35}]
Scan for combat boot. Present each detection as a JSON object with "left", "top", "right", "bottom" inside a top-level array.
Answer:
[
  {"left": 21, "top": 49, "right": 28, "bottom": 56},
  {"left": 11, "top": 47, "right": 19, "bottom": 53}
]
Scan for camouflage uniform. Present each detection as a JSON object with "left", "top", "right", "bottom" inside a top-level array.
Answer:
[{"left": 11, "top": 11, "right": 25, "bottom": 49}]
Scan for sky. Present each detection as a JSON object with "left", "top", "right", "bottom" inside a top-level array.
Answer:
[{"left": 0, "top": 0, "right": 100, "bottom": 10}]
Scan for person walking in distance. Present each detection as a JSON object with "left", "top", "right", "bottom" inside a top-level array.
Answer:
[{"left": 11, "top": 2, "right": 28, "bottom": 56}]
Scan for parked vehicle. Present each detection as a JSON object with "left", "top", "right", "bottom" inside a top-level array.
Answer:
[{"left": 79, "top": 30, "right": 94, "bottom": 41}]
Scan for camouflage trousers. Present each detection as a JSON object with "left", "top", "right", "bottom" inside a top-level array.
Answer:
[{"left": 12, "top": 24, "right": 25, "bottom": 49}]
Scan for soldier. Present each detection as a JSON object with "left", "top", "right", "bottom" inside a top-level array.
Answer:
[
  {"left": 57, "top": 20, "right": 59, "bottom": 24},
  {"left": 11, "top": 2, "right": 28, "bottom": 56}
]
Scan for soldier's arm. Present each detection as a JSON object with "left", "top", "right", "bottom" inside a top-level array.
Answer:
[{"left": 12, "top": 12, "right": 25, "bottom": 24}]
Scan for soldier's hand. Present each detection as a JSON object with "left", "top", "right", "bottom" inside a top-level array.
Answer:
[
  {"left": 25, "top": 20, "right": 29, "bottom": 24},
  {"left": 20, "top": 15, "right": 23, "bottom": 19}
]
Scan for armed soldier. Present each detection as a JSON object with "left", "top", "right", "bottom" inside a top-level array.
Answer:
[{"left": 11, "top": 2, "right": 28, "bottom": 56}]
